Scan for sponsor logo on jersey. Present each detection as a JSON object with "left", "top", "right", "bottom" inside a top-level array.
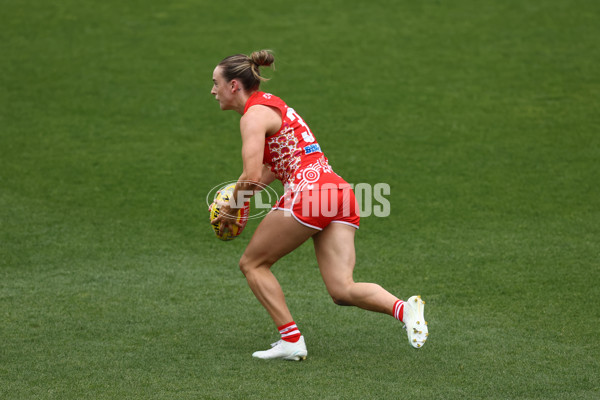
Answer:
[{"left": 304, "top": 143, "right": 322, "bottom": 155}]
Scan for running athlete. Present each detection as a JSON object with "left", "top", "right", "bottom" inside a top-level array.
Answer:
[{"left": 210, "top": 50, "right": 428, "bottom": 360}]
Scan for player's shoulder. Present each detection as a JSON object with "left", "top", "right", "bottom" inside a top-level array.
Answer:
[
  {"left": 245, "top": 92, "right": 285, "bottom": 113},
  {"left": 255, "top": 92, "right": 286, "bottom": 105},
  {"left": 241, "top": 103, "right": 282, "bottom": 134},
  {"left": 243, "top": 103, "right": 280, "bottom": 118}
]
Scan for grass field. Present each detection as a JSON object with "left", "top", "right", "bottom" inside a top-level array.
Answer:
[{"left": 1, "top": 0, "right": 599, "bottom": 398}]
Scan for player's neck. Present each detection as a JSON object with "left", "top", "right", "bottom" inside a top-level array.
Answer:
[{"left": 234, "top": 91, "right": 255, "bottom": 115}]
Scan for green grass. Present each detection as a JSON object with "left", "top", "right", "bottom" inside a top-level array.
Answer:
[{"left": 1, "top": 0, "right": 599, "bottom": 398}]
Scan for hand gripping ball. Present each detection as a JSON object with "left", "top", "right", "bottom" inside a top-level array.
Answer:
[{"left": 209, "top": 183, "right": 250, "bottom": 241}]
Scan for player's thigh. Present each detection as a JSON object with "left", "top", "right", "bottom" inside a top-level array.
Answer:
[
  {"left": 312, "top": 223, "right": 357, "bottom": 291},
  {"left": 240, "top": 210, "right": 318, "bottom": 271}
]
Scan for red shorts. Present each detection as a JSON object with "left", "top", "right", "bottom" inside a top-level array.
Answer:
[{"left": 273, "top": 182, "right": 360, "bottom": 230}]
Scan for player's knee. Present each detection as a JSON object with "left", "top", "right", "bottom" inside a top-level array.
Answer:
[
  {"left": 239, "top": 254, "right": 272, "bottom": 276},
  {"left": 329, "top": 289, "right": 352, "bottom": 306},
  {"left": 238, "top": 255, "right": 252, "bottom": 276},
  {"left": 331, "top": 295, "right": 352, "bottom": 306},
  {"left": 324, "top": 279, "right": 355, "bottom": 306}
]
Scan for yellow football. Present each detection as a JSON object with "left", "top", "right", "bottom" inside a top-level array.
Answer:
[{"left": 209, "top": 183, "right": 250, "bottom": 241}]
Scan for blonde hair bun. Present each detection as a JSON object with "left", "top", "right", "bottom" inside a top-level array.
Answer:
[
  {"left": 251, "top": 50, "right": 275, "bottom": 67},
  {"left": 218, "top": 50, "right": 275, "bottom": 90}
]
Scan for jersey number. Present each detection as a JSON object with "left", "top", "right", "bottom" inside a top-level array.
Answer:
[{"left": 286, "top": 107, "right": 315, "bottom": 143}]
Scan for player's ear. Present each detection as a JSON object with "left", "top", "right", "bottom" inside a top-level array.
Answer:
[{"left": 231, "top": 80, "right": 242, "bottom": 93}]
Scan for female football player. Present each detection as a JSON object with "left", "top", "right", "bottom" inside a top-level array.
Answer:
[{"left": 210, "top": 50, "right": 428, "bottom": 360}]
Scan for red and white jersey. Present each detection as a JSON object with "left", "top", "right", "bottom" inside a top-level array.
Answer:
[{"left": 244, "top": 91, "right": 339, "bottom": 191}]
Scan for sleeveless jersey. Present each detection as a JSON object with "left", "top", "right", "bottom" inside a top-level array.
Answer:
[{"left": 244, "top": 91, "right": 339, "bottom": 191}]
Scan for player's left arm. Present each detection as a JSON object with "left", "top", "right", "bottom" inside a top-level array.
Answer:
[
  {"left": 231, "top": 105, "right": 281, "bottom": 208},
  {"left": 230, "top": 165, "right": 275, "bottom": 206},
  {"left": 213, "top": 105, "right": 280, "bottom": 231},
  {"left": 259, "top": 164, "right": 277, "bottom": 187}
]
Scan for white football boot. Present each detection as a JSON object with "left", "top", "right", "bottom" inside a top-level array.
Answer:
[
  {"left": 403, "top": 295, "right": 428, "bottom": 348},
  {"left": 252, "top": 336, "right": 308, "bottom": 361}
]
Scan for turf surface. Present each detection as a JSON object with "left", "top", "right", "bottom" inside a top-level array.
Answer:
[{"left": 1, "top": 0, "right": 599, "bottom": 398}]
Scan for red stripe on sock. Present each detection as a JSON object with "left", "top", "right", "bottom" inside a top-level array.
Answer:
[
  {"left": 278, "top": 321, "right": 301, "bottom": 343},
  {"left": 393, "top": 300, "right": 404, "bottom": 323},
  {"left": 278, "top": 322, "right": 296, "bottom": 331}
]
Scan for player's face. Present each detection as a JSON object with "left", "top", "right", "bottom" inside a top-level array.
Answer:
[{"left": 211, "top": 66, "right": 234, "bottom": 110}]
